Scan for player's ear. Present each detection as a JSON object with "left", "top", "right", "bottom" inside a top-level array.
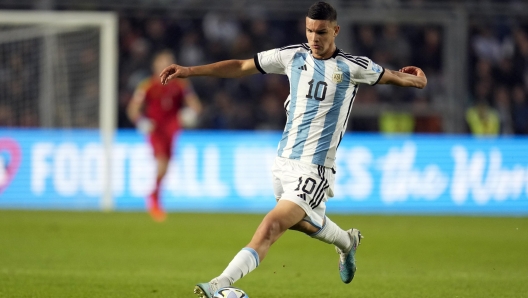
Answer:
[{"left": 333, "top": 24, "right": 340, "bottom": 37}]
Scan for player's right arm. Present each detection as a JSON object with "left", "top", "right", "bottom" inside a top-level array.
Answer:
[
  {"left": 126, "top": 87, "right": 146, "bottom": 123},
  {"left": 127, "top": 83, "right": 154, "bottom": 134},
  {"left": 160, "top": 59, "right": 259, "bottom": 85}
]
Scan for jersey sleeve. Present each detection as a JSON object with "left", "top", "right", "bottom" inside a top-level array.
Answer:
[
  {"left": 350, "top": 57, "right": 385, "bottom": 86},
  {"left": 254, "top": 48, "right": 287, "bottom": 75},
  {"left": 136, "top": 78, "right": 151, "bottom": 93}
]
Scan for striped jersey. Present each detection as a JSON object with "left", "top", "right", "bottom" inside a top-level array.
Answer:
[{"left": 254, "top": 43, "right": 385, "bottom": 167}]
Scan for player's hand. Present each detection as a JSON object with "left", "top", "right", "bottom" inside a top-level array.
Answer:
[
  {"left": 159, "top": 64, "right": 190, "bottom": 85},
  {"left": 136, "top": 117, "right": 154, "bottom": 134},
  {"left": 399, "top": 66, "right": 426, "bottom": 78}
]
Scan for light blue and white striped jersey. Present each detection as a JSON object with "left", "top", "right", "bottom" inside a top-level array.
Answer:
[{"left": 254, "top": 43, "right": 384, "bottom": 167}]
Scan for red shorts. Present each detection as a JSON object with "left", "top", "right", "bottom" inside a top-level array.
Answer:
[{"left": 148, "top": 119, "right": 180, "bottom": 158}]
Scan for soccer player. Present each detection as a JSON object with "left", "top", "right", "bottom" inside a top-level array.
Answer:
[
  {"left": 160, "top": 2, "right": 427, "bottom": 296},
  {"left": 128, "top": 50, "right": 202, "bottom": 222}
]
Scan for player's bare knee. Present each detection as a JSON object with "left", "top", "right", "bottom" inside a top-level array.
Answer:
[
  {"left": 256, "top": 216, "right": 286, "bottom": 243},
  {"left": 265, "top": 219, "right": 283, "bottom": 238}
]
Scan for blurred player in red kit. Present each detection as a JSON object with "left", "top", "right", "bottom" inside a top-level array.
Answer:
[{"left": 127, "top": 50, "right": 202, "bottom": 221}]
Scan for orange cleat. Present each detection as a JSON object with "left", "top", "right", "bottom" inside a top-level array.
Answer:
[
  {"left": 148, "top": 193, "right": 166, "bottom": 222},
  {"left": 149, "top": 205, "right": 167, "bottom": 222}
]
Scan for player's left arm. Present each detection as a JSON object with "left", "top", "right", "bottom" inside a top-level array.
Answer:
[{"left": 377, "top": 66, "right": 427, "bottom": 89}]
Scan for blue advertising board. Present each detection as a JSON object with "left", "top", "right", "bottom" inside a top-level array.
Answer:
[{"left": 1, "top": 129, "right": 527, "bottom": 215}]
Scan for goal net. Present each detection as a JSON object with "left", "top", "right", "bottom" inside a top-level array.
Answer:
[
  {"left": 0, "top": 11, "right": 117, "bottom": 128},
  {"left": 0, "top": 11, "right": 118, "bottom": 209}
]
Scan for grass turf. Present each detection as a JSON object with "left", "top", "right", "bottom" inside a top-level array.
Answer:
[{"left": 0, "top": 210, "right": 527, "bottom": 298}]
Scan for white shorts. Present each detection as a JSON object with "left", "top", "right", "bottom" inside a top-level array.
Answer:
[{"left": 271, "top": 157, "right": 335, "bottom": 228}]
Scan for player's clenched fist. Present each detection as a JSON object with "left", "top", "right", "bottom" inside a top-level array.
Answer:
[
  {"left": 159, "top": 64, "right": 190, "bottom": 85},
  {"left": 399, "top": 66, "right": 425, "bottom": 77}
]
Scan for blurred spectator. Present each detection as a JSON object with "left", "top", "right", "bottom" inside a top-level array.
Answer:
[
  {"left": 74, "top": 81, "right": 99, "bottom": 128},
  {"left": 472, "top": 59, "right": 494, "bottom": 91},
  {"left": 494, "top": 58, "right": 521, "bottom": 87},
  {"left": 18, "top": 108, "right": 39, "bottom": 127},
  {"left": 0, "top": 105, "right": 15, "bottom": 126},
  {"left": 350, "top": 88, "right": 380, "bottom": 132},
  {"left": 411, "top": 27, "right": 445, "bottom": 107},
  {"left": 512, "top": 28, "right": 528, "bottom": 87},
  {"left": 256, "top": 93, "right": 286, "bottom": 130},
  {"left": 378, "top": 24, "right": 411, "bottom": 66},
  {"left": 465, "top": 101, "right": 500, "bottom": 136},
  {"left": 412, "top": 92, "right": 443, "bottom": 133},
  {"left": 465, "top": 81, "right": 500, "bottom": 136},
  {"left": 493, "top": 85, "right": 513, "bottom": 135},
  {"left": 122, "top": 37, "right": 152, "bottom": 91},
  {"left": 468, "top": 22, "right": 528, "bottom": 136},
  {"left": 414, "top": 113, "right": 443, "bottom": 133},
  {"left": 200, "top": 91, "right": 237, "bottom": 129},
  {"left": 72, "top": 47, "right": 99, "bottom": 108},
  {"left": 202, "top": 12, "right": 240, "bottom": 47},
  {"left": 249, "top": 19, "right": 277, "bottom": 52},
  {"left": 230, "top": 32, "right": 255, "bottom": 59},
  {"left": 145, "top": 18, "right": 168, "bottom": 54},
  {"left": 1, "top": 51, "right": 36, "bottom": 126},
  {"left": 379, "top": 110, "right": 415, "bottom": 134},
  {"left": 472, "top": 26, "right": 503, "bottom": 64},
  {"left": 414, "top": 27, "right": 442, "bottom": 73},
  {"left": 354, "top": 25, "right": 377, "bottom": 57},
  {"left": 230, "top": 102, "right": 257, "bottom": 130},
  {"left": 511, "top": 85, "right": 528, "bottom": 134},
  {"left": 178, "top": 31, "right": 206, "bottom": 66},
  {"left": 263, "top": 75, "right": 290, "bottom": 101}
]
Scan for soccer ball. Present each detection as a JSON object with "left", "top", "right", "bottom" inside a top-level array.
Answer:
[{"left": 212, "top": 287, "right": 248, "bottom": 298}]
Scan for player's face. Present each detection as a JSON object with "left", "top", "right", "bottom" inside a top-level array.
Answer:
[
  {"left": 305, "top": 17, "right": 339, "bottom": 59},
  {"left": 153, "top": 53, "right": 175, "bottom": 76}
]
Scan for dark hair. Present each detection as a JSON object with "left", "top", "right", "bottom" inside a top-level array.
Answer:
[{"left": 307, "top": 2, "right": 337, "bottom": 22}]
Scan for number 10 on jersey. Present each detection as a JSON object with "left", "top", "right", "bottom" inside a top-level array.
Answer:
[{"left": 306, "top": 79, "right": 328, "bottom": 101}]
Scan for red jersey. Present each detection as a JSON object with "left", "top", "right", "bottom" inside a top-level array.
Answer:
[{"left": 137, "top": 77, "right": 191, "bottom": 131}]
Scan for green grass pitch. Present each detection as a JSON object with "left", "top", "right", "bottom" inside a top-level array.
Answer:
[{"left": 0, "top": 210, "right": 527, "bottom": 298}]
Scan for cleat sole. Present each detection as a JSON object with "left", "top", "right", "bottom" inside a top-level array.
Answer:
[{"left": 193, "top": 286, "right": 207, "bottom": 298}]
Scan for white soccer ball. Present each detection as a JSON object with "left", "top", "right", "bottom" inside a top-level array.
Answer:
[{"left": 212, "top": 287, "right": 248, "bottom": 298}]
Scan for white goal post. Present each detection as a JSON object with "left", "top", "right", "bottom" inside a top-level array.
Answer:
[{"left": 0, "top": 10, "right": 118, "bottom": 211}]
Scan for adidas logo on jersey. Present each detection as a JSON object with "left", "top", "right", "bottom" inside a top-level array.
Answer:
[{"left": 298, "top": 65, "right": 307, "bottom": 71}]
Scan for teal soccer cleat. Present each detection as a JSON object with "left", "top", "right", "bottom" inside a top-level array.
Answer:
[
  {"left": 336, "top": 229, "right": 363, "bottom": 284},
  {"left": 193, "top": 279, "right": 220, "bottom": 298}
]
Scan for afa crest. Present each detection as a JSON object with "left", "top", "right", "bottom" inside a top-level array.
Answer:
[{"left": 332, "top": 66, "right": 343, "bottom": 83}]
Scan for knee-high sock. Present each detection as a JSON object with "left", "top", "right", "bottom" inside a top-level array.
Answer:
[
  {"left": 151, "top": 177, "right": 162, "bottom": 202},
  {"left": 215, "top": 247, "right": 259, "bottom": 287},
  {"left": 310, "top": 216, "right": 352, "bottom": 253}
]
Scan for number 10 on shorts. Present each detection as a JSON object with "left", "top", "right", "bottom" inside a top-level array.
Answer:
[{"left": 294, "top": 176, "right": 329, "bottom": 209}]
